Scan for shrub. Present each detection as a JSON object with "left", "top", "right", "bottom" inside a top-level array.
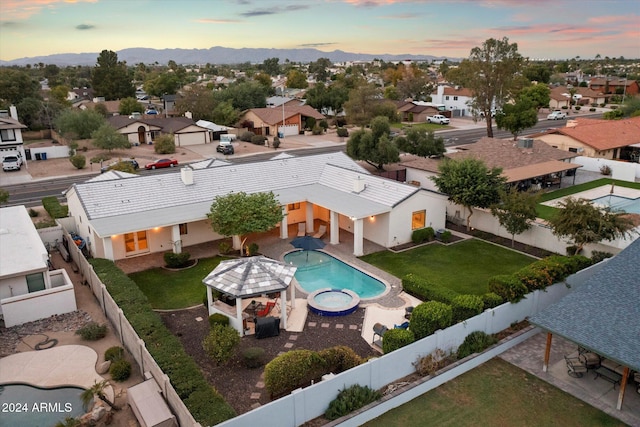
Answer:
[
  {"left": 42, "top": 196, "right": 68, "bottom": 218},
  {"left": 451, "top": 294, "right": 484, "bottom": 323},
  {"left": 589, "top": 107, "right": 596, "bottom": 112},
  {"left": 163, "top": 251, "right": 191, "bottom": 268},
  {"left": 264, "top": 350, "right": 327, "bottom": 398},
  {"left": 247, "top": 242, "right": 259, "bottom": 256},
  {"left": 208, "top": 313, "right": 230, "bottom": 328},
  {"left": 69, "top": 154, "right": 86, "bottom": 169},
  {"left": 28, "top": 208, "right": 39, "bottom": 217},
  {"left": 75, "top": 322, "right": 107, "bottom": 341},
  {"left": 336, "top": 127, "right": 349, "bottom": 138},
  {"left": 104, "top": 346, "right": 124, "bottom": 362},
  {"left": 154, "top": 134, "right": 176, "bottom": 154},
  {"left": 574, "top": 106, "right": 581, "bottom": 111},
  {"left": 218, "top": 241, "right": 232, "bottom": 255},
  {"left": 411, "top": 227, "right": 434, "bottom": 244},
  {"left": 202, "top": 324, "right": 240, "bottom": 365},
  {"left": 242, "top": 347, "right": 266, "bottom": 369},
  {"left": 312, "top": 125, "right": 323, "bottom": 135},
  {"left": 402, "top": 274, "right": 458, "bottom": 304},
  {"left": 382, "top": 328, "right": 415, "bottom": 353},
  {"left": 440, "top": 230, "right": 452, "bottom": 243},
  {"left": 272, "top": 136, "right": 280, "bottom": 149},
  {"left": 109, "top": 359, "right": 131, "bottom": 382},
  {"left": 456, "top": 331, "right": 498, "bottom": 359},
  {"left": 488, "top": 274, "right": 528, "bottom": 303},
  {"left": 410, "top": 301, "right": 453, "bottom": 340},
  {"left": 561, "top": 105, "right": 568, "bottom": 109},
  {"left": 591, "top": 251, "right": 613, "bottom": 264},
  {"left": 324, "top": 385, "right": 381, "bottom": 421},
  {"left": 90, "top": 154, "right": 110, "bottom": 164},
  {"left": 599, "top": 165, "right": 612, "bottom": 175},
  {"left": 251, "top": 135, "right": 266, "bottom": 145},
  {"left": 481, "top": 292, "right": 504, "bottom": 310},
  {"left": 413, "top": 348, "right": 451, "bottom": 376},
  {"left": 318, "top": 346, "right": 363, "bottom": 373},
  {"left": 305, "top": 117, "right": 316, "bottom": 130},
  {"left": 319, "top": 120, "right": 329, "bottom": 131},
  {"left": 240, "top": 131, "right": 255, "bottom": 142}
]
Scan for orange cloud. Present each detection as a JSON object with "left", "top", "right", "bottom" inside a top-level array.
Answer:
[
  {"left": 1, "top": 0, "right": 97, "bottom": 20},
  {"left": 195, "top": 18, "right": 242, "bottom": 24}
]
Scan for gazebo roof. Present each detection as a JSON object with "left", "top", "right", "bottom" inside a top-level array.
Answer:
[
  {"left": 202, "top": 256, "right": 297, "bottom": 298},
  {"left": 529, "top": 238, "right": 640, "bottom": 370}
]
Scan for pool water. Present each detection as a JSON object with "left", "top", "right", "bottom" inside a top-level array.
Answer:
[
  {"left": 284, "top": 250, "right": 386, "bottom": 298},
  {"left": 0, "top": 384, "right": 86, "bottom": 427},
  {"left": 592, "top": 195, "right": 640, "bottom": 214}
]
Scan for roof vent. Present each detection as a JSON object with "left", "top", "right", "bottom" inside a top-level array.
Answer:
[
  {"left": 353, "top": 176, "right": 366, "bottom": 193},
  {"left": 181, "top": 167, "right": 194, "bottom": 186}
]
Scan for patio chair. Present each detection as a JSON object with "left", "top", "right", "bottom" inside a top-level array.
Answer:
[
  {"left": 313, "top": 224, "right": 327, "bottom": 239},
  {"left": 564, "top": 355, "right": 588, "bottom": 378},
  {"left": 256, "top": 301, "right": 276, "bottom": 317},
  {"left": 297, "top": 223, "right": 306, "bottom": 237},
  {"left": 394, "top": 321, "right": 410, "bottom": 330},
  {"left": 404, "top": 306, "right": 414, "bottom": 320},
  {"left": 372, "top": 323, "right": 388, "bottom": 343}
]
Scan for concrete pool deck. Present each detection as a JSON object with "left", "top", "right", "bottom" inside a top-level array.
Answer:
[
  {"left": 542, "top": 184, "right": 640, "bottom": 208},
  {"left": 0, "top": 345, "right": 114, "bottom": 402}
]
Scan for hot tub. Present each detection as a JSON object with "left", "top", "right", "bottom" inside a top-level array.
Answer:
[{"left": 307, "top": 288, "right": 360, "bottom": 316}]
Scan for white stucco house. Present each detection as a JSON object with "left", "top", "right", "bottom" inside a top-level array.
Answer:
[
  {"left": 0, "top": 206, "right": 76, "bottom": 327},
  {"left": 0, "top": 106, "right": 27, "bottom": 160},
  {"left": 64, "top": 152, "right": 448, "bottom": 260},
  {"left": 107, "top": 116, "right": 210, "bottom": 147}
]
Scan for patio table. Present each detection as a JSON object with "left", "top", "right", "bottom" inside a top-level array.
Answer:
[{"left": 594, "top": 367, "right": 622, "bottom": 388}]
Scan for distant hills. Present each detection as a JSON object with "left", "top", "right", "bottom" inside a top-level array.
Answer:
[{"left": 0, "top": 46, "right": 451, "bottom": 67}]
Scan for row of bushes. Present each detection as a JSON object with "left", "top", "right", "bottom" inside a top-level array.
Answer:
[
  {"left": 42, "top": 196, "right": 68, "bottom": 218},
  {"left": 488, "top": 255, "right": 592, "bottom": 303},
  {"left": 264, "top": 346, "right": 363, "bottom": 398},
  {"left": 89, "top": 259, "right": 236, "bottom": 425},
  {"left": 411, "top": 227, "right": 452, "bottom": 244}
]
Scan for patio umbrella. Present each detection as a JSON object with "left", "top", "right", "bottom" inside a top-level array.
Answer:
[{"left": 290, "top": 235, "right": 326, "bottom": 251}]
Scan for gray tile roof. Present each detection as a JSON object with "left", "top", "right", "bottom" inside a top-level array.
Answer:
[
  {"left": 71, "top": 152, "right": 419, "bottom": 237},
  {"left": 529, "top": 238, "right": 640, "bottom": 370}
]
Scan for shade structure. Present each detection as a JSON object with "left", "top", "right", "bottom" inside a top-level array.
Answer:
[
  {"left": 290, "top": 235, "right": 326, "bottom": 251},
  {"left": 202, "top": 256, "right": 297, "bottom": 298}
]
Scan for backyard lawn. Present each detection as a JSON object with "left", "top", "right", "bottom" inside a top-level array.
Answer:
[
  {"left": 360, "top": 239, "right": 535, "bottom": 295},
  {"left": 364, "top": 358, "right": 626, "bottom": 427},
  {"left": 129, "top": 256, "right": 229, "bottom": 309}
]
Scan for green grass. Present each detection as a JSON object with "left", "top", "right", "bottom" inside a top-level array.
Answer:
[
  {"left": 360, "top": 239, "right": 534, "bottom": 295},
  {"left": 363, "top": 358, "right": 626, "bottom": 427},
  {"left": 536, "top": 178, "right": 640, "bottom": 220},
  {"left": 390, "top": 122, "right": 451, "bottom": 132},
  {"left": 129, "top": 256, "right": 229, "bottom": 309}
]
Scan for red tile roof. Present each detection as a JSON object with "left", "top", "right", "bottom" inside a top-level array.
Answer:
[{"left": 551, "top": 116, "right": 640, "bottom": 151}]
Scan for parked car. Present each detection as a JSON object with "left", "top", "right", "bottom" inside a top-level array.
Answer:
[
  {"left": 426, "top": 114, "right": 450, "bottom": 125},
  {"left": 145, "top": 158, "right": 178, "bottom": 170},
  {"left": 216, "top": 143, "right": 234, "bottom": 155},
  {"left": 101, "top": 159, "right": 139, "bottom": 173},
  {"left": 2, "top": 153, "right": 23, "bottom": 171},
  {"left": 547, "top": 111, "right": 567, "bottom": 120}
]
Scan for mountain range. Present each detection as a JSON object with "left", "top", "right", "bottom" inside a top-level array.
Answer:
[{"left": 0, "top": 46, "right": 450, "bottom": 67}]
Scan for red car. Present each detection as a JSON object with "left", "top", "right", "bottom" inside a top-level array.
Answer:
[{"left": 145, "top": 158, "right": 178, "bottom": 170}]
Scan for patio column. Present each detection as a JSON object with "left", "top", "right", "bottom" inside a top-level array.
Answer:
[
  {"left": 280, "top": 205, "right": 288, "bottom": 239},
  {"left": 543, "top": 332, "right": 553, "bottom": 372},
  {"left": 236, "top": 297, "right": 245, "bottom": 336},
  {"left": 617, "top": 367, "right": 630, "bottom": 410},
  {"left": 280, "top": 289, "right": 287, "bottom": 329},
  {"left": 206, "top": 287, "right": 213, "bottom": 315},
  {"left": 103, "top": 236, "right": 114, "bottom": 261},
  {"left": 353, "top": 218, "right": 364, "bottom": 256},
  {"left": 330, "top": 210, "right": 339, "bottom": 245},
  {"left": 171, "top": 225, "right": 182, "bottom": 254},
  {"left": 306, "top": 202, "right": 314, "bottom": 232}
]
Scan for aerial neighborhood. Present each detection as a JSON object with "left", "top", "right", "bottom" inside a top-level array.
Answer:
[{"left": 1, "top": 26, "right": 640, "bottom": 427}]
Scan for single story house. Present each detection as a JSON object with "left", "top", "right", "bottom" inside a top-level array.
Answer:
[
  {"left": 0, "top": 206, "right": 76, "bottom": 327},
  {"left": 64, "top": 152, "right": 448, "bottom": 260},
  {"left": 395, "top": 101, "right": 448, "bottom": 123},
  {"left": 402, "top": 137, "right": 582, "bottom": 193},
  {"left": 107, "top": 116, "right": 210, "bottom": 146},
  {"left": 0, "top": 106, "right": 27, "bottom": 159},
  {"left": 588, "top": 78, "right": 639, "bottom": 96},
  {"left": 237, "top": 105, "right": 325, "bottom": 138},
  {"left": 548, "top": 86, "right": 607, "bottom": 109},
  {"left": 535, "top": 116, "right": 640, "bottom": 162}
]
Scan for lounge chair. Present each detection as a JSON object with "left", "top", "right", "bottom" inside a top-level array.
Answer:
[
  {"left": 394, "top": 321, "right": 410, "bottom": 330},
  {"left": 297, "top": 223, "right": 306, "bottom": 237},
  {"left": 313, "top": 224, "right": 327, "bottom": 239},
  {"left": 564, "top": 355, "right": 587, "bottom": 378},
  {"left": 256, "top": 301, "right": 276, "bottom": 317}
]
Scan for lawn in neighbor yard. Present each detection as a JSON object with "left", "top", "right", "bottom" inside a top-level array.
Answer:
[
  {"left": 360, "top": 239, "right": 535, "bottom": 295},
  {"left": 363, "top": 358, "right": 626, "bottom": 427},
  {"left": 129, "top": 256, "right": 229, "bottom": 309}
]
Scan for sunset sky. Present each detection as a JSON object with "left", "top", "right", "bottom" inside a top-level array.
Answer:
[{"left": 0, "top": 0, "right": 638, "bottom": 62}]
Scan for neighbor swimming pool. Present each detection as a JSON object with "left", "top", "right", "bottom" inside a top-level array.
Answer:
[
  {"left": 284, "top": 250, "right": 387, "bottom": 298},
  {"left": 0, "top": 383, "right": 85, "bottom": 427},
  {"left": 592, "top": 194, "right": 640, "bottom": 214}
]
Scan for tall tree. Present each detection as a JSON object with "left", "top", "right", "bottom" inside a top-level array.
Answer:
[
  {"left": 214, "top": 81, "right": 268, "bottom": 111},
  {"left": 431, "top": 158, "right": 506, "bottom": 230},
  {"left": 144, "top": 72, "right": 180, "bottom": 97},
  {"left": 495, "top": 98, "right": 538, "bottom": 140},
  {"left": 491, "top": 188, "right": 540, "bottom": 247},
  {"left": 118, "top": 97, "right": 143, "bottom": 116},
  {"left": 286, "top": 69, "right": 308, "bottom": 89},
  {"left": 447, "top": 37, "right": 523, "bottom": 137},
  {"left": 394, "top": 128, "right": 445, "bottom": 158},
  {"left": 91, "top": 124, "right": 131, "bottom": 152},
  {"left": 343, "top": 84, "right": 382, "bottom": 127},
  {"left": 175, "top": 85, "right": 216, "bottom": 121},
  {"left": 91, "top": 50, "right": 135, "bottom": 100},
  {"left": 260, "top": 57, "right": 281, "bottom": 76},
  {"left": 55, "top": 109, "right": 106, "bottom": 139},
  {"left": 0, "top": 68, "right": 41, "bottom": 105},
  {"left": 346, "top": 116, "right": 399, "bottom": 170},
  {"left": 548, "top": 197, "right": 636, "bottom": 254},
  {"left": 207, "top": 192, "right": 283, "bottom": 252},
  {"left": 308, "top": 57, "right": 332, "bottom": 82},
  {"left": 518, "top": 84, "right": 551, "bottom": 111}
]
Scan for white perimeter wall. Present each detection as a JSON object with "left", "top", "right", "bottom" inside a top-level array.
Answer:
[
  {"left": 573, "top": 156, "right": 640, "bottom": 181},
  {"left": 27, "top": 145, "right": 69, "bottom": 160}
]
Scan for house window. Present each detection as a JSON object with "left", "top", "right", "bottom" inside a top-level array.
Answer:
[
  {"left": 124, "top": 231, "right": 149, "bottom": 254},
  {"left": 0, "top": 129, "right": 16, "bottom": 142},
  {"left": 26, "top": 272, "right": 46, "bottom": 293},
  {"left": 445, "top": 96, "right": 450, "bottom": 100},
  {"left": 568, "top": 147, "right": 578, "bottom": 153},
  {"left": 179, "top": 223, "right": 188, "bottom": 235},
  {"left": 287, "top": 203, "right": 301, "bottom": 211},
  {"left": 412, "top": 210, "right": 426, "bottom": 230},
  {"left": 453, "top": 96, "right": 458, "bottom": 101}
]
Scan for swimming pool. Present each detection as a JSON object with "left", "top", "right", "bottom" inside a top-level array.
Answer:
[
  {"left": 592, "top": 194, "right": 640, "bottom": 214},
  {"left": 284, "top": 250, "right": 387, "bottom": 298},
  {"left": 0, "top": 383, "right": 86, "bottom": 427}
]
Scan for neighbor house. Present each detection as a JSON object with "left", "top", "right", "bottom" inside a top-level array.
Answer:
[
  {"left": 548, "top": 86, "right": 607, "bottom": 110},
  {"left": 107, "top": 116, "right": 210, "bottom": 146},
  {"left": 237, "top": 105, "right": 325, "bottom": 138},
  {"left": 588, "top": 78, "right": 639, "bottom": 96},
  {"left": 64, "top": 152, "right": 448, "bottom": 260},
  {"left": 430, "top": 85, "right": 475, "bottom": 117},
  {"left": 536, "top": 116, "right": 640, "bottom": 162},
  {"left": 0, "top": 206, "right": 76, "bottom": 327},
  {"left": 0, "top": 106, "right": 27, "bottom": 159}
]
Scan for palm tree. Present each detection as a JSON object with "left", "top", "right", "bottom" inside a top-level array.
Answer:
[{"left": 80, "top": 380, "right": 120, "bottom": 411}]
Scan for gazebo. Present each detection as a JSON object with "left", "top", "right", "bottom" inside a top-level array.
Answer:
[
  {"left": 529, "top": 238, "right": 640, "bottom": 411},
  {"left": 202, "top": 256, "right": 297, "bottom": 336}
]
